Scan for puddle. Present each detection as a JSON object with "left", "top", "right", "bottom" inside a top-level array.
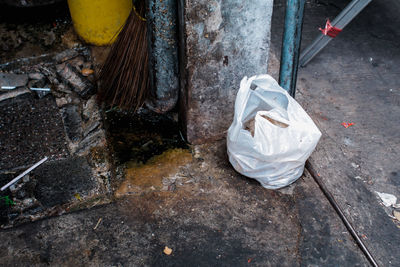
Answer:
[{"left": 105, "top": 109, "right": 190, "bottom": 196}]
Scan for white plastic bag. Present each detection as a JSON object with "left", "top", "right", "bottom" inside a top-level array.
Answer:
[{"left": 227, "top": 74, "right": 321, "bottom": 189}]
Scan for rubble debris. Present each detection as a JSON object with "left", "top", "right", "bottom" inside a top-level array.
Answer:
[
  {"left": 0, "top": 73, "right": 28, "bottom": 88},
  {"left": 61, "top": 105, "right": 83, "bottom": 143},
  {"left": 55, "top": 97, "right": 68, "bottom": 107},
  {"left": 0, "top": 46, "right": 111, "bottom": 228},
  {"left": 375, "top": 191, "right": 397, "bottom": 207},
  {"left": 53, "top": 49, "right": 80, "bottom": 63},
  {"left": 67, "top": 56, "right": 85, "bottom": 71},
  {"left": 1, "top": 157, "right": 48, "bottom": 191},
  {"left": 28, "top": 73, "right": 45, "bottom": 80},
  {"left": 57, "top": 63, "right": 95, "bottom": 99},
  {"left": 163, "top": 246, "right": 173, "bottom": 255}
]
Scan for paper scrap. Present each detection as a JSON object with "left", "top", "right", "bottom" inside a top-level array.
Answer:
[
  {"left": 375, "top": 192, "right": 397, "bottom": 207},
  {"left": 163, "top": 246, "right": 172, "bottom": 255}
]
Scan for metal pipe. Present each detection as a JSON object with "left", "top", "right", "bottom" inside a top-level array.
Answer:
[
  {"left": 1, "top": 157, "right": 48, "bottom": 191},
  {"left": 306, "top": 161, "right": 379, "bottom": 267},
  {"left": 279, "top": 0, "right": 306, "bottom": 97},
  {"left": 299, "top": 0, "right": 372, "bottom": 67},
  {"left": 146, "top": 0, "right": 180, "bottom": 113}
]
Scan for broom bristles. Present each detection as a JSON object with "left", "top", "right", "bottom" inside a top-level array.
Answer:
[{"left": 98, "top": 0, "right": 148, "bottom": 111}]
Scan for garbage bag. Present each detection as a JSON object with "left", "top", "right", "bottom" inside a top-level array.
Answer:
[{"left": 227, "top": 74, "right": 321, "bottom": 189}]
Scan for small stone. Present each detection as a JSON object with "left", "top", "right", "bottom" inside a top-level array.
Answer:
[
  {"left": 0, "top": 73, "right": 28, "bottom": 88},
  {"left": 28, "top": 73, "right": 45, "bottom": 80},
  {"left": 57, "top": 63, "right": 95, "bottom": 99},
  {"left": 56, "top": 97, "right": 68, "bottom": 107},
  {"left": 22, "top": 198, "right": 34, "bottom": 206},
  {"left": 193, "top": 146, "right": 201, "bottom": 159}
]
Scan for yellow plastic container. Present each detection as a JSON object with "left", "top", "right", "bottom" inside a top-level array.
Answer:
[{"left": 67, "top": 0, "right": 132, "bottom": 46}]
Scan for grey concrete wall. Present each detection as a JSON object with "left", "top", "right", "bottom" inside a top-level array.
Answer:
[{"left": 178, "top": 0, "right": 273, "bottom": 144}]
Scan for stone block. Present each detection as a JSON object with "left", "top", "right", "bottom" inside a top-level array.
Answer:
[
  {"left": 178, "top": 0, "right": 273, "bottom": 144},
  {"left": 0, "top": 72, "right": 28, "bottom": 88},
  {"left": 57, "top": 63, "right": 95, "bottom": 99}
]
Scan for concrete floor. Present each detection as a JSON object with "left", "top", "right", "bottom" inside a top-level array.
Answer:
[
  {"left": 270, "top": 0, "right": 400, "bottom": 265},
  {"left": 0, "top": 0, "right": 399, "bottom": 266},
  {"left": 0, "top": 141, "right": 368, "bottom": 266}
]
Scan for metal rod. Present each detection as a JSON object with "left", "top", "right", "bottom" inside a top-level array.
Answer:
[
  {"left": 30, "top": 87, "right": 51, "bottom": 91},
  {"left": 1, "top": 157, "right": 48, "bottom": 191},
  {"left": 1, "top": 86, "right": 16, "bottom": 90},
  {"left": 299, "top": 0, "right": 372, "bottom": 66},
  {"left": 279, "top": 0, "right": 306, "bottom": 97},
  {"left": 306, "top": 161, "right": 379, "bottom": 267}
]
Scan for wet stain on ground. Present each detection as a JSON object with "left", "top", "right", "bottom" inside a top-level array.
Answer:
[
  {"left": 116, "top": 148, "right": 192, "bottom": 197},
  {"left": 105, "top": 109, "right": 187, "bottom": 165},
  {"left": 104, "top": 109, "right": 190, "bottom": 195}
]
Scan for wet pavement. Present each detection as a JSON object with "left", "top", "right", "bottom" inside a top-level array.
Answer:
[
  {"left": 270, "top": 0, "right": 400, "bottom": 265},
  {"left": 0, "top": 141, "right": 368, "bottom": 266},
  {"left": 0, "top": 0, "right": 399, "bottom": 266}
]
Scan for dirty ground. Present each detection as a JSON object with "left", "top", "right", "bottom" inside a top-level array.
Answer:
[
  {"left": 269, "top": 0, "right": 400, "bottom": 265},
  {"left": 0, "top": 0, "right": 399, "bottom": 266}
]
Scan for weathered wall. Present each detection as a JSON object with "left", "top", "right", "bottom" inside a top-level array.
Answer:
[{"left": 179, "top": 0, "right": 273, "bottom": 144}]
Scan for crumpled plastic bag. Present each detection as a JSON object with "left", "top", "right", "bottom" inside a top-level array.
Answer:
[{"left": 227, "top": 74, "right": 321, "bottom": 189}]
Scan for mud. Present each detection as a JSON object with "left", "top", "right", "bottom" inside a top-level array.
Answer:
[{"left": 116, "top": 148, "right": 192, "bottom": 197}]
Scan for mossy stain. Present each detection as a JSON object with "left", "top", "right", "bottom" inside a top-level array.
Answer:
[{"left": 115, "top": 148, "right": 192, "bottom": 197}]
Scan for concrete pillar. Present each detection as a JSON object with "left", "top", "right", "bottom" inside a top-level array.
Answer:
[{"left": 178, "top": 0, "right": 274, "bottom": 144}]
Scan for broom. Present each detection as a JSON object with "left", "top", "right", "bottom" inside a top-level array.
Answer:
[{"left": 97, "top": 0, "right": 148, "bottom": 111}]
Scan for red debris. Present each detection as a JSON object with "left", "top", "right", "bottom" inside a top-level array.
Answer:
[
  {"left": 319, "top": 19, "right": 342, "bottom": 38},
  {"left": 341, "top": 122, "right": 355, "bottom": 128}
]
